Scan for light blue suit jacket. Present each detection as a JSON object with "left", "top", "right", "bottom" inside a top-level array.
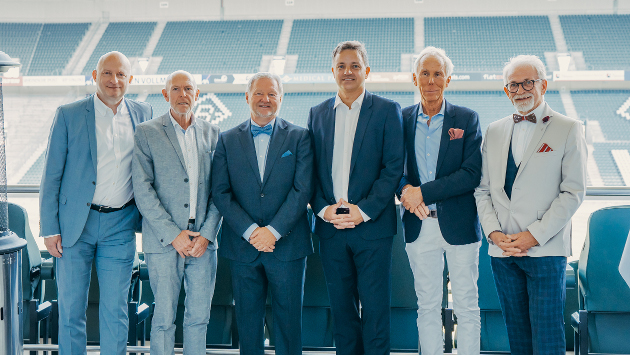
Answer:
[
  {"left": 132, "top": 113, "right": 222, "bottom": 254},
  {"left": 39, "top": 95, "right": 152, "bottom": 247}
]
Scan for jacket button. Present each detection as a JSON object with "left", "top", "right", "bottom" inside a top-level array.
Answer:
[
  {"left": 92, "top": 181, "right": 95, "bottom": 185},
  {"left": 160, "top": 239, "right": 163, "bottom": 243},
  {"left": 261, "top": 193, "right": 264, "bottom": 198},
  {"left": 87, "top": 203, "right": 90, "bottom": 206},
  {"left": 184, "top": 203, "right": 189, "bottom": 208},
  {"left": 258, "top": 219, "right": 263, "bottom": 224},
  {"left": 184, "top": 178, "right": 189, "bottom": 183}
]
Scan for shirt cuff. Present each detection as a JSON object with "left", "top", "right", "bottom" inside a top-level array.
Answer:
[
  {"left": 267, "top": 226, "right": 282, "bottom": 241},
  {"left": 42, "top": 234, "right": 60, "bottom": 239},
  {"left": 242, "top": 224, "right": 258, "bottom": 241},
  {"left": 358, "top": 207, "right": 371, "bottom": 222},
  {"left": 318, "top": 206, "right": 329, "bottom": 222}
]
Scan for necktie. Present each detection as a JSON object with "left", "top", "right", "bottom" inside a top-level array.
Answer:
[
  {"left": 513, "top": 113, "right": 536, "bottom": 124},
  {"left": 251, "top": 124, "right": 272, "bottom": 137}
]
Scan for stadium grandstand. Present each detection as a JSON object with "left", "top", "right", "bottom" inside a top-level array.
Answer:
[{"left": 1, "top": 0, "right": 630, "bottom": 353}]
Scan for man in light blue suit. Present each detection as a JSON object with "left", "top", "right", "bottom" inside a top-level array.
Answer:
[
  {"left": 132, "top": 70, "right": 221, "bottom": 354},
  {"left": 212, "top": 72, "right": 313, "bottom": 355},
  {"left": 40, "top": 51, "right": 152, "bottom": 355}
]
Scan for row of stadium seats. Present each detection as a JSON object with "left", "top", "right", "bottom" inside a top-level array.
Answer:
[
  {"left": 3, "top": 14, "right": 630, "bottom": 75},
  {"left": 13, "top": 201, "right": 630, "bottom": 352}
]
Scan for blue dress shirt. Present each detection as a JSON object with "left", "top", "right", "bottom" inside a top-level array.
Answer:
[
  {"left": 415, "top": 100, "right": 445, "bottom": 211},
  {"left": 243, "top": 118, "right": 282, "bottom": 241}
]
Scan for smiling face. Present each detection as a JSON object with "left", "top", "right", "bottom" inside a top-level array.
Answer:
[
  {"left": 332, "top": 49, "right": 370, "bottom": 96},
  {"left": 246, "top": 77, "right": 282, "bottom": 125},
  {"left": 413, "top": 55, "right": 450, "bottom": 108},
  {"left": 163, "top": 72, "right": 199, "bottom": 117},
  {"left": 504, "top": 64, "right": 547, "bottom": 114},
  {"left": 92, "top": 52, "right": 132, "bottom": 106}
]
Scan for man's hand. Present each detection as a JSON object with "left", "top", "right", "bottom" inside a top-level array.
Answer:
[
  {"left": 44, "top": 235, "right": 63, "bottom": 258},
  {"left": 189, "top": 236, "right": 209, "bottom": 258},
  {"left": 172, "top": 230, "right": 197, "bottom": 258},
  {"left": 489, "top": 231, "right": 522, "bottom": 256},
  {"left": 400, "top": 184, "right": 424, "bottom": 212},
  {"left": 324, "top": 200, "right": 354, "bottom": 229},
  {"left": 411, "top": 202, "right": 430, "bottom": 220},
  {"left": 499, "top": 231, "right": 539, "bottom": 257},
  {"left": 250, "top": 227, "right": 276, "bottom": 252}
]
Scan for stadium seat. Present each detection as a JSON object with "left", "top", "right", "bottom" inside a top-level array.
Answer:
[{"left": 572, "top": 205, "right": 630, "bottom": 355}]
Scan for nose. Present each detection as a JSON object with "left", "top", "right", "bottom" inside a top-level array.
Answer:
[{"left": 344, "top": 67, "right": 352, "bottom": 75}]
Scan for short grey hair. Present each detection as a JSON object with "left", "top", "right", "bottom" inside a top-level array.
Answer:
[
  {"left": 165, "top": 70, "right": 197, "bottom": 90},
  {"left": 503, "top": 55, "right": 547, "bottom": 85},
  {"left": 332, "top": 41, "right": 369, "bottom": 67},
  {"left": 246, "top": 72, "right": 283, "bottom": 97},
  {"left": 413, "top": 46, "right": 454, "bottom": 77}
]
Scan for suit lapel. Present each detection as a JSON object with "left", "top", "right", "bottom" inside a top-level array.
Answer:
[
  {"left": 262, "top": 118, "right": 289, "bottom": 188},
  {"left": 196, "top": 120, "right": 207, "bottom": 187},
  {"left": 125, "top": 99, "right": 139, "bottom": 130},
  {"left": 238, "top": 120, "right": 263, "bottom": 186},
  {"left": 85, "top": 96, "right": 98, "bottom": 174},
  {"left": 515, "top": 103, "right": 553, "bottom": 180},
  {"left": 323, "top": 98, "right": 336, "bottom": 189},
  {"left": 435, "top": 100, "right": 454, "bottom": 176},
  {"left": 349, "top": 91, "right": 374, "bottom": 177},
  {"left": 406, "top": 103, "right": 421, "bottom": 184},
  {"left": 162, "top": 114, "right": 187, "bottom": 173}
]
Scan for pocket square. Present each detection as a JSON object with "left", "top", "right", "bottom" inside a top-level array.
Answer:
[
  {"left": 281, "top": 150, "right": 293, "bottom": 158},
  {"left": 448, "top": 128, "right": 464, "bottom": 140},
  {"left": 537, "top": 143, "right": 553, "bottom": 153}
]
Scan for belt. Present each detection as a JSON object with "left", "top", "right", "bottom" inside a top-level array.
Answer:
[
  {"left": 428, "top": 210, "right": 438, "bottom": 218},
  {"left": 90, "top": 199, "right": 135, "bottom": 213}
]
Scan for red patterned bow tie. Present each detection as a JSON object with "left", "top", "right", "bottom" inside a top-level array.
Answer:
[{"left": 513, "top": 113, "right": 536, "bottom": 124}]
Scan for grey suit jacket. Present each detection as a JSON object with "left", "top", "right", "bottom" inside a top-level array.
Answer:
[
  {"left": 132, "top": 113, "right": 221, "bottom": 254},
  {"left": 474, "top": 102, "right": 588, "bottom": 257}
]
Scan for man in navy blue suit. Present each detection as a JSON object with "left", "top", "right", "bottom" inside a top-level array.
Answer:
[
  {"left": 307, "top": 41, "right": 404, "bottom": 355},
  {"left": 212, "top": 72, "right": 313, "bottom": 355},
  {"left": 398, "top": 46, "right": 483, "bottom": 355}
]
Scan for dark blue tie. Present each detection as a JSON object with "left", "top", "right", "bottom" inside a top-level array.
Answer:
[{"left": 251, "top": 124, "right": 272, "bottom": 137}]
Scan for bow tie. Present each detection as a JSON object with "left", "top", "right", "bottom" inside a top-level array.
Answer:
[
  {"left": 251, "top": 124, "right": 273, "bottom": 137},
  {"left": 513, "top": 113, "right": 536, "bottom": 124}
]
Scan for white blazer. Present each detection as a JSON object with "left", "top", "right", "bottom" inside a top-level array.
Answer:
[{"left": 474, "top": 102, "right": 588, "bottom": 257}]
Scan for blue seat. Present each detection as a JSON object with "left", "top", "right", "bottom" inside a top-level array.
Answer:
[{"left": 572, "top": 205, "right": 630, "bottom": 355}]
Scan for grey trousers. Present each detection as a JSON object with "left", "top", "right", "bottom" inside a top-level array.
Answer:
[{"left": 145, "top": 248, "right": 217, "bottom": 355}]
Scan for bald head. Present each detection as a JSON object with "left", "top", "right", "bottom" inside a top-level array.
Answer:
[
  {"left": 92, "top": 51, "right": 133, "bottom": 110},
  {"left": 165, "top": 70, "right": 197, "bottom": 91},
  {"left": 162, "top": 70, "right": 200, "bottom": 119},
  {"left": 96, "top": 51, "right": 131, "bottom": 73}
]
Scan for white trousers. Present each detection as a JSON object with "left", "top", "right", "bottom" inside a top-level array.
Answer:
[{"left": 405, "top": 217, "right": 481, "bottom": 355}]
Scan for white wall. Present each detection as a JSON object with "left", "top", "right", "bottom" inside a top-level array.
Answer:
[{"left": 0, "top": 0, "right": 627, "bottom": 23}]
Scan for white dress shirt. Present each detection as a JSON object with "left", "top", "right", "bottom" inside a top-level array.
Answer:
[
  {"left": 169, "top": 111, "right": 199, "bottom": 220},
  {"left": 317, "top": 91, "right": 370, "bottom": 222},
  {"left": 511, "top": 101, "right": 547, "bottom": 166},
  {"left": 243, "top": 118, "right": 282, "bottom": 241},
  {"left": 92, "top": 95, "right": 135, "bottom": 207}
]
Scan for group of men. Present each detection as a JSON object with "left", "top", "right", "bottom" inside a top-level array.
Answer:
[{"left": 40, "top": 41, "right": 587, "bottom": 355}]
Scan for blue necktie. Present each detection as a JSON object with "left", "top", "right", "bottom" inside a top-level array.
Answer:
[{"left": 251, "top": 124, "right": 273, "bottom": 137}]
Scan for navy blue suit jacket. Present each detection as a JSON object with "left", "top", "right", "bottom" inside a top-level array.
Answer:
[
  {"left": 212, "top": 117, "right": 314, "bottom": 263},
  {"left": 398, "top": 100, "right": 483, "bottom": 245},
  {"left": 308, "top": 91, "right": 404, "bottom": 240}
]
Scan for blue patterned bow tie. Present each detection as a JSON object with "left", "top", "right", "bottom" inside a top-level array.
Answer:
[{"left": 251, "top": 124, "right": 273, "bottom": 137}]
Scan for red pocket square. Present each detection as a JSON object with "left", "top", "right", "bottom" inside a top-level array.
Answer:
[
  {"left": 449, "top": 128, "right": 464, "bottom": 140},
  {"left": 537, "top": 143, "right": 553, "bottom": 153}
]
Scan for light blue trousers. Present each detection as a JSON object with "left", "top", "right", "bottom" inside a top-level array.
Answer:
[
  {"left": 145, "top": 247, "right": 217, "bottom": 355},
  {"left": 56, "top": 205, "right": 139, "bottom": 355}
]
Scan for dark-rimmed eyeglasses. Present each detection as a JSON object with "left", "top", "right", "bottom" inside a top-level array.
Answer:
[{"left": 505, "top": 79, "right": 543, "bottom": 93}]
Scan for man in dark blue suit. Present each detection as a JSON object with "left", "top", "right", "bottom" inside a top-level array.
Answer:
[
  {"left": 398, "top": 47, "right": 483, "bottom": 355},
  {"left": 212, "top": 72, "right": 313, "bottom": 355},
  {"left": 307, "top": 41, "right": 404, "bottom": 355}
]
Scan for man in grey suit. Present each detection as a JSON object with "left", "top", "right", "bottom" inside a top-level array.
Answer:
[
  {"left": 40, "top": 51, "right": 152, "bottom": 355},
  {"left": 474, "top": 55, "right": 587, "bottom": 355},
  {"left": 132, "top": 70, "right": 221, "bottom": 354}
]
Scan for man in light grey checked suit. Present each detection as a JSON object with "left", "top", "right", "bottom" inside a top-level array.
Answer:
[
  {"left": 132, "top": 70, "right": 221, "bottom": 354},
  {"left": 474, "top": 55, "right": 587, "bottom": 355}
]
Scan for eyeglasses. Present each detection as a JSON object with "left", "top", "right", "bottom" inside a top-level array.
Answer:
[{"left": 505, "top": 79, "right": 543, "bottom": 93}]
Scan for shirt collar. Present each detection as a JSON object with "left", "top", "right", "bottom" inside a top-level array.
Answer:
[
  {"left": 250, "top": 117, "right": 276, "bottom": 131},
  {"left": 334, "top": 90, "right": 365, "bottom": 110},
  {"left": 94, "top": 94, "right": 125, "bottom": 117},
  {"left": 418, "top": 99, "right": 446, "bottom": 118},
  {"left": 169, "top": 110, "right": 196, "bottom": 132},
  {"left": 515, "top": 100, "right": 547, "bottom": 123}
]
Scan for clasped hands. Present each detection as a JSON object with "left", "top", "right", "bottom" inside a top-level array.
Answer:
[
  {"left": 400, "top": 184, "right": 431, "bottom": 220},
  {"left": 249, "top": 227, "right": 276, "bottom": 253},
  {"left": 324, "top": 199, "right": 365, "bottom": 229},
  {"left": 489, "top": 230, "right": 539, "bottom": 257},
  {"left": 172, "top": 230, "right": 209, "bottom": 258}
]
